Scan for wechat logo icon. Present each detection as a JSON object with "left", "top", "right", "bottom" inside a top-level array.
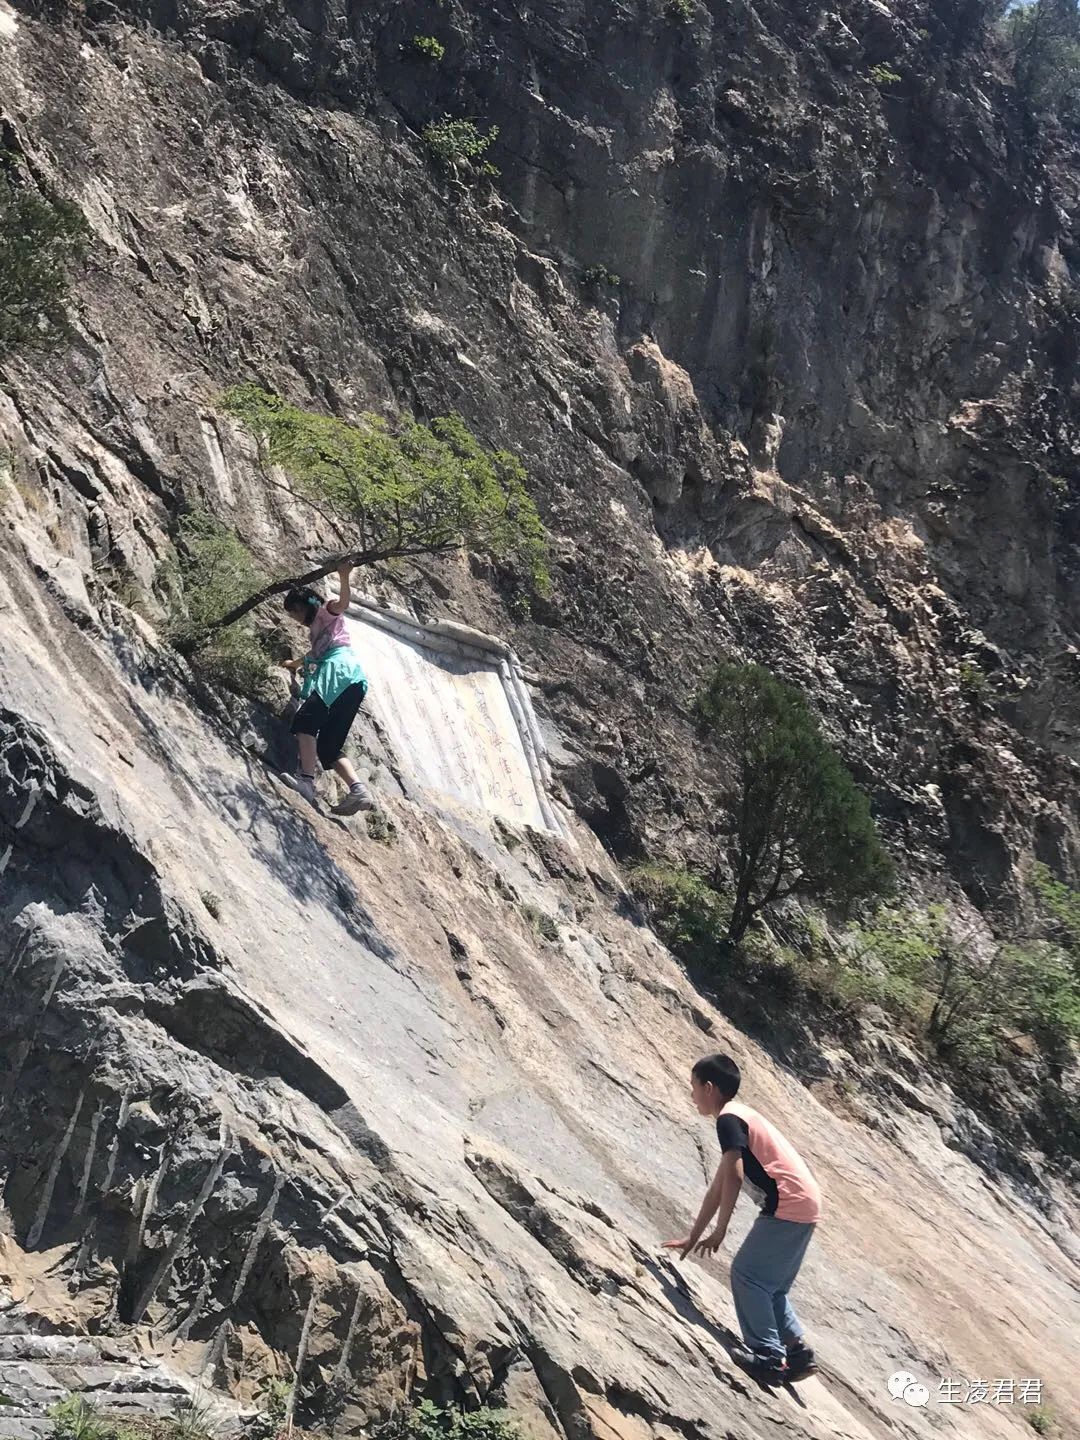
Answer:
[{"left": 888, "top": 1371, "right": 930, "bottom": 1407}]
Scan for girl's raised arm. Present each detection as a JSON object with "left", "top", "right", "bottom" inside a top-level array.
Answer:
[{"left": 328, "top": 564, "right": 352, "bottom": 615}]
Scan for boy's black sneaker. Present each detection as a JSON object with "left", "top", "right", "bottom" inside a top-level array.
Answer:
[
  {"left": 728, "top": 1343, "right": 786, "bottom": 1384},
  {"left": 785, "top": 1343, "right": 818, "bottom": 1382}
]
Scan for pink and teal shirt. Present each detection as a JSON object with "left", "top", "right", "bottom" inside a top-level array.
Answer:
[{"left": 298, "top": 604, "right": 367, "bottom": 707}]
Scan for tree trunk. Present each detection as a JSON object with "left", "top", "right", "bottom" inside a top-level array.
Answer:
[{"left": 726, "top": 874, "right": 755, "bottom": 944}]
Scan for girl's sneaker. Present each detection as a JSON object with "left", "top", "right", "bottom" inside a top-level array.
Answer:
[
  {"left": 333, "top": 782, "right": 376, "bottom": 816},
  {"left": 279, "top": 772, "right": 318, "bottom": 806}
]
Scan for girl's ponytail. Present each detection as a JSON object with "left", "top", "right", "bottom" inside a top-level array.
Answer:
[{"left": 284, "top": 588, "right": 323, "bottom": 625}]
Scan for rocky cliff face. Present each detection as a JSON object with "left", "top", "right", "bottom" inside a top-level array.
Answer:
[
  {"left": 2, "top": 0, "right": 1080, "bottom": 1438},
  {"left": 5, "top": 0, "right": 1080, "bottom": 896}
]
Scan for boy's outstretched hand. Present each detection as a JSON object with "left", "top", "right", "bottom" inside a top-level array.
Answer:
[
  {"left": 696, "top": 1227, "right": 726, "bottom": 1255},
  {"left": 663, "top": 1229, "right": 726, "bottom": 1261}
]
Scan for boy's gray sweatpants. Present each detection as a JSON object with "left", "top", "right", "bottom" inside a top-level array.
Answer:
[{"left": 730, "top": 1214, "right": 815, "bottom": 1362}]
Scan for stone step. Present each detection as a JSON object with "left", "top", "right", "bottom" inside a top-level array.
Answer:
[
  {"left": 0, "top": 1391, "right": 64, "bottom": 1412},
  {"left": 0, "top": 1363, "right": 66, "bottom": 1391},
  {"left": 48, "top": 1367, "right": 185, "bottom": 1396},
  {"left": 0, "top": 1420, "right": 52, "bottom": 1440},
  {"left": 90, "top": 1393, "right": 197, "bottom": 1418},
  {"left": 0, "top": 1340, "right": 101, "bottom": 1365}
]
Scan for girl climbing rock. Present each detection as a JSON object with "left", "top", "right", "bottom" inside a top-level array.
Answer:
[{"left": 279, "top": 565, "right": 375, "bottom": 815}]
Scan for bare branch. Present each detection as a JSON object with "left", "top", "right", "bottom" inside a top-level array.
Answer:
[
  {"left": 261, "top": 473, "right": 349, "bottom": 545},
  {"left": 197, "top": 541, "right": 462, "bottom": 636}
]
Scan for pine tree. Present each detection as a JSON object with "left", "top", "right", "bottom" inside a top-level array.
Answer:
[{"left": 697, "top": 663, "right": 894, "bottom": 943}]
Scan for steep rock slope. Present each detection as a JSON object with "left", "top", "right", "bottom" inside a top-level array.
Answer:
[{"left": 1, "top": 521, "right": 1079, "bottom": 1440}]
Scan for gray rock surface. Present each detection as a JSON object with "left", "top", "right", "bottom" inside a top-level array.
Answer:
[
  {"left": 0, "top": 1303, "right": 248, "bottom": 1438},
  {"left": 1, "top": 0, "right": 1079, "bottom": 899},
  {"left": 1, "top": 0, "right": 1079, "bottom": 1438},
  {"left": 1, "top": 531, "right": 1078, "bottom": 1438}
]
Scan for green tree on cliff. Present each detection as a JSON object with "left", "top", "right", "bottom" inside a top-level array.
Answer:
[
  {"left": 999, "top": 0, "right": 1080, "bottom": 113},
  {"left": 0, "top": 161, "right": 88, "bottom": 352},
  {"left": 698, "top": 663, "right": 894, "bottom": 943},
  {"left": 183, "top": 386, "right": 548, "bottom": 642}
]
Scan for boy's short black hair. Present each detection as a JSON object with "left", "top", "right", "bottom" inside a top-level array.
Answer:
[
  {"left": 284, "top": 588, "right": 321, "bottom": 624},
  {"left": 692, "top": 1053, "right": 741, "bottom": 1100}
]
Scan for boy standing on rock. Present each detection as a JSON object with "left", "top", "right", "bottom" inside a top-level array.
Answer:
[{"left": 665, "top": 1053, "right": 820, "bottom": 1384}]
